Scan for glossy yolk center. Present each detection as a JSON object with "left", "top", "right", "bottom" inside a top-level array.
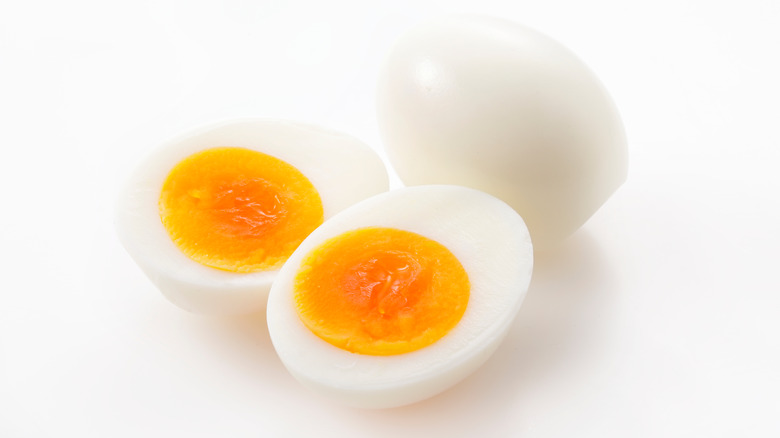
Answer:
[
  {"left": 159, "top": 147, "right": 324, "bottom": 273},
  {"left": 294, "top": 227, "right": 470, "bottom": 355}
]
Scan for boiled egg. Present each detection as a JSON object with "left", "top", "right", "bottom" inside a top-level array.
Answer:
[
  {"left": 377, "top": 15, "right": 628, "bottom": 249},
  {"left": 115, "top": 118, "right": 389, "bottom": 315},
  {"left": 267, "top": 185, "right": 533, "bottom": 408}
]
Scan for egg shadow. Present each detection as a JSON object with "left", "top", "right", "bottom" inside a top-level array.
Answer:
[
  {"left": 336, "top": 229, "right": 619, "bottom": 436},
  {"left": 179, "top": 308, "right": 288, "bottom": 380},
  {"left": 507, "top": 229, "right": 620, "bottom": 376}
]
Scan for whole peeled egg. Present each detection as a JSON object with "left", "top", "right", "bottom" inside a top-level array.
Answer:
[
  {"left": 377, "top": 15, "right": 628, "bottom": 248},
  {"left": 115, "top": 118, "right": 389, "bottom": 315},
  {"left": 267, "top": 185, "right": 533, "bottom": 408}
]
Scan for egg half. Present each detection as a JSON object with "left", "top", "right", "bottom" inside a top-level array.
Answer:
[
  {"left": 115, "top": 118, "right": 389, "bottom": 315},
  {"left": 377, "top": 15, "right": 628, "bottom": 248},
  {"left": 267, "top": 185, "right": 533, "bottom": 408}
]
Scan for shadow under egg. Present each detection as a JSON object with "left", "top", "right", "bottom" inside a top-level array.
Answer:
[
  {"left": 180, "top": 309, "right": 288, "bottom": 384},
  {"left": 501, "top": 229, "right": 620, "bottom": 390}
]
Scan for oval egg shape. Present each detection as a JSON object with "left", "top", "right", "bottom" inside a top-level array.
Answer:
[
  {"left": 115, "top": 118, "right": 389, "bottom": 315},
  {"left": 377, "top": 15, "right": 628, "bottom": 248},
  {"left": 267, "top": 185, "right": 533, "bottom": 408}
]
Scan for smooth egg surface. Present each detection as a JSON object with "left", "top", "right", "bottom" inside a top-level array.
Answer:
[
  {"left": 267, "top": 185, "right": 533, "bottom": 408},
  {"left": 377, "top": 15, "right": 628, "bottom": 248},
  {"left": 115, "top": 118, "right": 389, "bottom": 315}
]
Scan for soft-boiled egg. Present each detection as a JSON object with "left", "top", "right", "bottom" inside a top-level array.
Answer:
[
  {"left": 377, "top": 15, "right": 628, "bottom": 248},
  {"left": 267, "top": 185, "right": 533, "bottom": 408},
  {"left": 115, "top": 118, "right": 389, "bottom": 315}
]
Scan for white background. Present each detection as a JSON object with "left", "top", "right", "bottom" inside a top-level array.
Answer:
[{"left": 1, "top": 0, "right": 779, "bottom": 436}]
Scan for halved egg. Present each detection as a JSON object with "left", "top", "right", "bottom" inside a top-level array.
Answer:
[
  {"left": 115, "top": 118, "right": 389, "bottom": 315},
  {"left": 267, "top": 185, "right": 533, "bottom": 408}
]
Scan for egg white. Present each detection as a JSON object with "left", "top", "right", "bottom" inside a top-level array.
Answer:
[
  {"left": 266, "top": 185, "right": 533, "bottom": 408},
  {"left": 115, "top": 118, "right": 389, "bottom": 315},
  {"left": 377, "top": 15, "right": 628, "bottom": 249}
]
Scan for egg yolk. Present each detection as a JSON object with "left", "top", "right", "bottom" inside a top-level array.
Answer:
[
  {"left": 159, "top": 147, "right": 324, "bottom": 273},
  {"left": 294, "top": 227, "right": 470, "bottom": 355}
]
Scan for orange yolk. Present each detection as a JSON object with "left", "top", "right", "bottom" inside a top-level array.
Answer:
[
  {"left": 294, "top": 227, "right": 470, "bottom": 355},
  {"left": 159, "top": 147, "right": 324, "bottom": 273}
]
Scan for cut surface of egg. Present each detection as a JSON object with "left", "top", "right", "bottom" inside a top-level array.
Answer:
[
  {"left": 267, "top": 185, "right": 533, "bottom": 408},
  {"left": 115, "top": 118, "right": 389, "bottom": 315},
  {"left": 159, "top": 146, "right": 324, "bottom": 274},
  {"left": 377, "top": 14, "right": 628, "bottom": 249}
]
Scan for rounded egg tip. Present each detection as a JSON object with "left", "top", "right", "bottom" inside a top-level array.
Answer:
[{"left": 376, "top": 14, "right": 628, "bottom": 249}]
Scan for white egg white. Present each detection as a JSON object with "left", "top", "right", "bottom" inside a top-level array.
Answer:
[
  {"left": 266, "top": 185, "right": 533, "bottom": 409},
  {"left": 115, "top": 118, "right": 389, "bottom": 315},
  {"left": 377, "top": 14, "right": 628, "bottom": 249}
]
